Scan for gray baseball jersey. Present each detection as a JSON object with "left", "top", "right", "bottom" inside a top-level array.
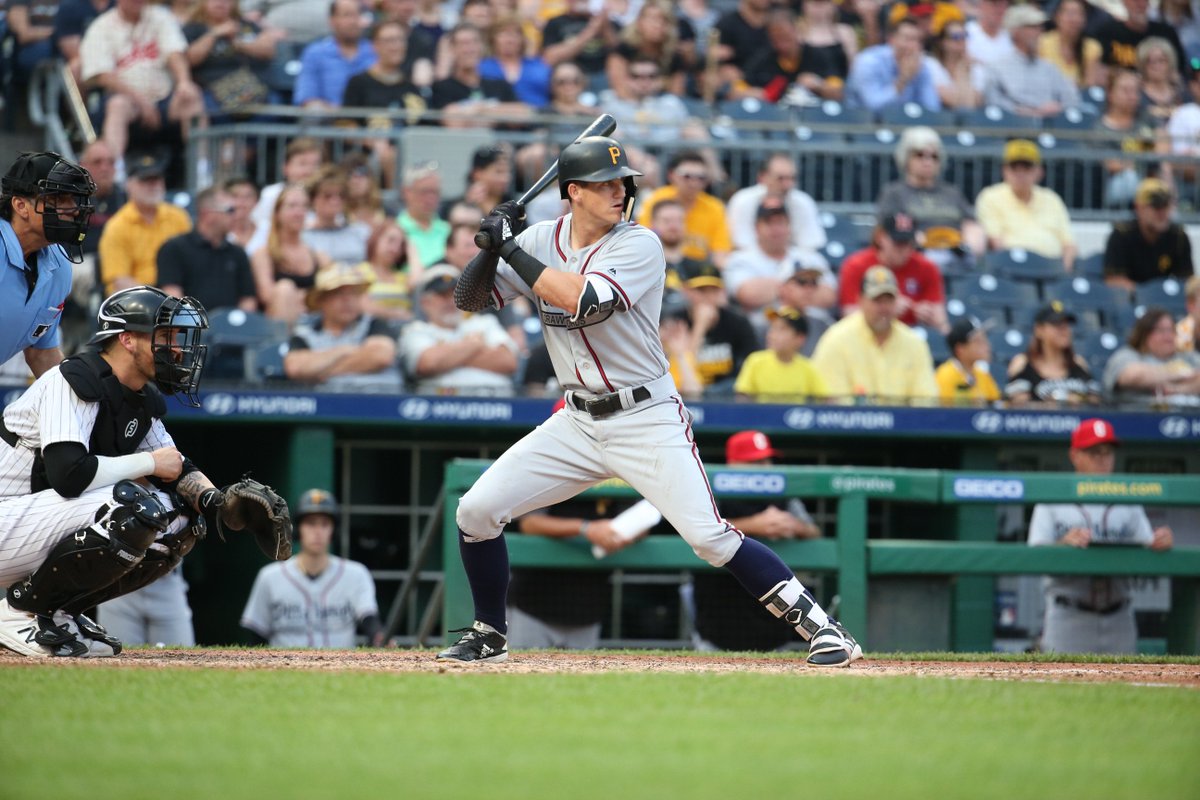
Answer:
[
  {"left": 0, "top": 366, "right": 182, "bottom": 588},
  {"left": 459, "top": 213, "right": 744, "bottom": 569},
  {"left": 1027, "top": 503, "right": 1155, "bottom": 606},
  {"left": 490, "top": 215, "right": 669, "bottom": 391},
  {"left": 240, "top": 556, "right": 378, "bottom": 648}
]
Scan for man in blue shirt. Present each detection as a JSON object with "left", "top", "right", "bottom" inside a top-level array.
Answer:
[
  {"left": 846, "top": 16, "right": 941, "bottom": 113},
  {"left": 294, "top": 0, "right": 376, "bottom": 109},
  {"left": 0, "top": 152, "right": 97, "bottom": 377}
]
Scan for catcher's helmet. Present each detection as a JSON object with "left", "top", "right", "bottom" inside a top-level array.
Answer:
[
  {"left": 296, "top": 489, "right": 339, "bottom": 523},
  {"left": 1, "top": 151, "right": 97, "bottom": 264},
  {"left": 93, "top": 286, "right": 209, "bottom": 407},
  {"left": 558, "top": 136, "right": 642, "bottom": 219}
]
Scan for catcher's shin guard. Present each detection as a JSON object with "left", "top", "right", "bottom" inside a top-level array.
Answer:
[
  {"left": 758, "top": 577, "right": 830, "bottom": 641},
  {"left": 7, "top": 480, "right": 172, "bottom": 616},
  {"left": 62, "top": 517, "right": 206, "bottom": 615}
]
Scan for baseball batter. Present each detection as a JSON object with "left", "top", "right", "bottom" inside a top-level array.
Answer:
[
  {"left": 1028, "top": 418, "right": 1173, "bottom": 654},
  {"left": 241, "top": 489, "right": 383, "bottom": 648},
  {"left": 440, "top": 135, "right": 861, "bottom": 667},
  {"left": 0, "top": 286, "right": 220, "bottom": 658}
]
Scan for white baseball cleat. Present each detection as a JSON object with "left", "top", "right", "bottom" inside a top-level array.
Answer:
[{"left": 0, "top": 598, "right": 52, "bottom": 657}]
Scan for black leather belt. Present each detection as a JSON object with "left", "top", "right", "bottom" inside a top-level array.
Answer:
[
  {"left": 570, "top": 386, "right": 651, "bottom": 418},
  {"left": 1053, "top": 596, "right": 1128, "bottom": 615}
]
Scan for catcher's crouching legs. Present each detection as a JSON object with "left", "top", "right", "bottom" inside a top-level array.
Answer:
[{"left": 5, "top": 480, "right": 173, "bottom": 656}]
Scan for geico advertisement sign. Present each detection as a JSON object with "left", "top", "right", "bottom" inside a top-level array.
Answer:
[
  {"left": 952, "top": 477, "right": 1026, "bottom": 500},
  {"left": 711, "top": 471, "right": 787, "bottom": 495}
]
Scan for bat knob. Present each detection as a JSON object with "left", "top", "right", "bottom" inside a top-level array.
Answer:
[{"left": 474, "top": 231, "right": 492, "bottom": 250}]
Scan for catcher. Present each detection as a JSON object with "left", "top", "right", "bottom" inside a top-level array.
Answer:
[{"left": 0, "top": 286, "right": 291, "bottom": 658}]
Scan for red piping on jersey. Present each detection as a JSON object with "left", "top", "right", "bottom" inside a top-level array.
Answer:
[
  {"left": 553, "top": 216, "right": 566, "bottom": 261},
  {"left": 673, "top": 396, "right": 732, "bottom": 532},
  {"left": 491, "top": 286, "right": 504, "bottom": 309}
]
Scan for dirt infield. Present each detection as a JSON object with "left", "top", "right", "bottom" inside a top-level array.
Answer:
[{"left": 2, "top": 648, "right": 1198, "bottom": 686}]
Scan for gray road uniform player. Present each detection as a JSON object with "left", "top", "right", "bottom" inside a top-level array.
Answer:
[
  {"left": 439, "top": 135, "right": 862, "bottom": 667},
  {"left": 0, "top": 286, "right": 224, "bottom": 658},
  {"left": 1028, "top": 503, "right": 1156, "bottom": 654}
]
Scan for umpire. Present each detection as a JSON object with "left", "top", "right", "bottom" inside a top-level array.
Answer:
[{"left": 0, "top": 151, "right": 97, "bottom": 376}]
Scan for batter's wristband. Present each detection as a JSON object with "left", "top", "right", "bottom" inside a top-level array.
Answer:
[{"left": 501, "top": 242, "right": 548, "bottom": 289}]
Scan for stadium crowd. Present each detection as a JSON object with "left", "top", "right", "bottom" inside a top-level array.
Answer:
[{"left": 3, "top": 0, "right": 1198, "bottom": 408}]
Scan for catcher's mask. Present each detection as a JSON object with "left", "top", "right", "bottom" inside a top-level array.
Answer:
[
  {"left": 1, "top": 151, "right": 97, "bottom": 264},
  {"left": 92, "top": 286, "right": 209, "bottom": 407},
  {"left": 558, "top": 135, "right": 642, "bottom": 220}
]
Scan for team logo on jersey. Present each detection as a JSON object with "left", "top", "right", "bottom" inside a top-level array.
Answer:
[{"left": 124, "top": 420, "right": 139, "bottom": 439}]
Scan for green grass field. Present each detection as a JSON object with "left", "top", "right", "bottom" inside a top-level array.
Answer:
[{"left": 2, "top": 658, "right": 1197, "bottom": 800}]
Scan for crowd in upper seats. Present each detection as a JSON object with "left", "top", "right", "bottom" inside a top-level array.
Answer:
[{"left": 8, "top": 0, "right": 1199, "bottom": 407}]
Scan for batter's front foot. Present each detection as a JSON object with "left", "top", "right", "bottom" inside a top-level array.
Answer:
[
  {"left": 806, "top": 621, "right": 863, "bottom": 668},
  {"left": 436, "top": 621, "right": 509, "bottom": 665}
]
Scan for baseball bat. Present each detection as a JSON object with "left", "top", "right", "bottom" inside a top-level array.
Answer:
[{"left": 474, "top": 113, "right": 617, "bottom": 250}]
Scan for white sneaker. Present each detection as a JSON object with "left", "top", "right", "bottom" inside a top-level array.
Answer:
[{"left": 0, "top": 598, "right": 52, "bottom": 657}]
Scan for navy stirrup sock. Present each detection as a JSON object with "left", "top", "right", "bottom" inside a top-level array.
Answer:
[
  {"left": 458, "top": 529, "right": 509, "bottom": 635},
  {"left": 722, "top": 537, "right": 794, "bottom": 598}
]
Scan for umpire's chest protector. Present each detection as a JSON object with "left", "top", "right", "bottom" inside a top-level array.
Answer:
[{"left": 59, "top": 350, "right": 166, "bottom": 457}]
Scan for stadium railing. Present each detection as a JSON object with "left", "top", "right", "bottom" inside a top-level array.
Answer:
[{"left": 440, "top": 459, "right": 1200, "bottom": 653}]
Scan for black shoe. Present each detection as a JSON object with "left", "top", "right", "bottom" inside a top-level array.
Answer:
[
  {"left": 436, "top": 621, "right": 508, "bottom": 664},
  {"left": 74, "top": 613, "right": 122, "bottom": 656},
  {"left": 806, "top": 621, "right": 863, "bottom": 668}
]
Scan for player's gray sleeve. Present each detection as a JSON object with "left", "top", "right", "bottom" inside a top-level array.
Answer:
[
  {"left": 1027, "top": 504, "right": 1058, "bottom": 546},
  {"left": 348, "top": 562, "right": 379, "bottom": 620},
  {"left": 239, "top": 568, "right": 274, "bottom": 637}
]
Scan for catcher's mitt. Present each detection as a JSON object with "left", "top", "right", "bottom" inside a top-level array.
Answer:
[{"left": 203, "top": 478, "right": 293, "bottom": 560}]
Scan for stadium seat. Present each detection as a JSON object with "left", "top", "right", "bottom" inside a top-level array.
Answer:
[
  {"left": 945, "top": 298, "right": 1005, "bottom": 330},
  {"left": 716, "top": 98, "right": 793, "bottom": 141},
  {"left": 1074, "top": 331, "right": 1124, "bottom": 376},
  {"left": 1044, "top": 107, "right": 1100, "bottom": 131},
  {"left": 956, "top": 106, "right": 1042, "bottom": 144},
  {"left": 878, "top": 103, "right": 957, "bottom": 129},
  {"left": 251, "top": 340, "right": 290, "bottom": 382},
  {"left": 1074, "top": 252, "right": 1105, "bottom": 279},
  {"left": 992, "top": 327, "right": 1028, "bottom": 363},
  {"left": 1043, "top": 276, "right": 1128, "bottom": 320},
  {"left": 960, "top": 273, "right": 1040, "bottom": 315},
  {"left": 205, "top": 309, "right": 289, "bottom": 382},
  {"left": 265, "top": 41, "right": 304, "bottom": 97},
  {"left": 1133, "top": 278, "right": 1188, "bottom": 315},
  {"left": 796, "top": 100, "right": 872, "bottom": 127},
  {"left": 984, "top": 249, "right": 1066, "bottom": 282},
  {"left": 913, "top": 325, "right": 951, "bottom": 364},
  {"left": 819, "top": 210, "right": 872, "bottom": 249}
]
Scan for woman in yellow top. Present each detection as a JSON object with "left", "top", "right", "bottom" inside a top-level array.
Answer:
[
  {"left": 1038, "top": 0, "right": 1103, "bottom": 89},
  {"left": 934, "top": 317, "right": 1001, "bottom": 405},
  {"left": 735, "top": 307, "right": 829, "bottom": 402}
]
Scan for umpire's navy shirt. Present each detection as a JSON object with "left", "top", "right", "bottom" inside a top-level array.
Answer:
[{"left": 0, "top": 217, "right": 71, "bottom": 359}]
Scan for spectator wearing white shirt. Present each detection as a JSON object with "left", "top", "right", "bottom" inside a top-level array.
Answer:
[
  {"left": 725, "top": 200, "right": 837, "bottom": 326},
  {"left": 966, "top": 0, "right": 1014, "bottom": 68},
  {"left": 725, "top": 153, "right": 826, "bottom": 257},
  {"left": 983, "top": 5, "right": 1082, "bottom": 118}
]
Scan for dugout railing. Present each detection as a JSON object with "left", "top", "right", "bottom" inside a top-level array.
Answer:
[{"left": 440, "top": 459, "right": 1200, "bottom": 653}]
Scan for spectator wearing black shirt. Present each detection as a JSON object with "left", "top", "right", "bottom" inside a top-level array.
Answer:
[
  {"left": 1103, "top": 178, "right": 1195, "bottom": 291},
  {"left": 429, "top": 22, "right": 530, "bottom": 128},
  {"left": 183, "top": 0, "right": 283, "bottom": 119},
  {"left": 1090, "top": 0, "right": 1188, "bottom": 76},
  {"left": 739, "top": 8, "right": 842, "bottom": 103},
  {"left": 8, "top": 0, "right": 59, "bottom": 75},
  {"left": 156, "top": 186, "right": 257, "bottom": 313},
  {"left": 678, "top": 261, "right": 761, "bottom": 395},
  {"left": 691, "top": 430, "right": 821, "bottom": 652},
  {"left": 607, "top": 0, "right": 688, "bottom": 98},
  {"left": 343, "top": 19, "right": 426, "bottom": 185},
  {"left": 715, "top": 0, "right": 772, "bottom": 85},
  {"left": 540, "top": 0, "right": 620, "bottom": 79}
]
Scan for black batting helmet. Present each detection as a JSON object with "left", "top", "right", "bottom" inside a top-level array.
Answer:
[
  {"left": 1, "top": 151, "right": 97, "bottom": 264},
  {"left": 296, "top": 489, "right": 339, "bottom": 524},
  {"left": 558, "top": 136, "right": 642, "bottom": 219},
  {"left": 93, "top": 286, "right": 209, "bottom": 407}
]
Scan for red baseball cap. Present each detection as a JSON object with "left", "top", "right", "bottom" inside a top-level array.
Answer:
[
  {"left": 1071, "top": 418, "right": 1119, "bottom": 450},
  {"left": 726, "top": 430, "right": 779, "bottom": 464}
]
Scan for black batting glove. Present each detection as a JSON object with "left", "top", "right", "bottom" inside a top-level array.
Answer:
[
  {"left": 477, "top": 213, "right": 515, "bottom": 255},
  {"left": 491, "top": 201, "right": 526, "bottom": 232}
]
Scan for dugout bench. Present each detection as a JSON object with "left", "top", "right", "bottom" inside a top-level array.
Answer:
[{"left": 441, "top": 460, "right": 1200, "bottom": 653}]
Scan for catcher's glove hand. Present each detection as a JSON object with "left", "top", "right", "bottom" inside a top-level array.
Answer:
[{"left": 200, "top": 478, "right": 293, "bottom": 560}]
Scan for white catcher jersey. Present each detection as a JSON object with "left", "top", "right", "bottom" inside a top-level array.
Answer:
[
  {"left": 491, "top": 215, "right": 670, "bottom": 393},
  {"left": 0, "top": 364, "right": 173, "bottom": 499},
  {"left": 1028, "top": 502, "right": 1155, "bottom": 605},
  {"left": 240, "top": 556, "right": 378, "bottom": 648}
]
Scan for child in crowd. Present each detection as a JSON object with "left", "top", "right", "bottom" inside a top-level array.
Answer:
[
  {"left": 734, "top": 306, "right": 829, "bottom": 402},
  {"left": 935, "top": 317, "right": 1001, "bottom": 404}
]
